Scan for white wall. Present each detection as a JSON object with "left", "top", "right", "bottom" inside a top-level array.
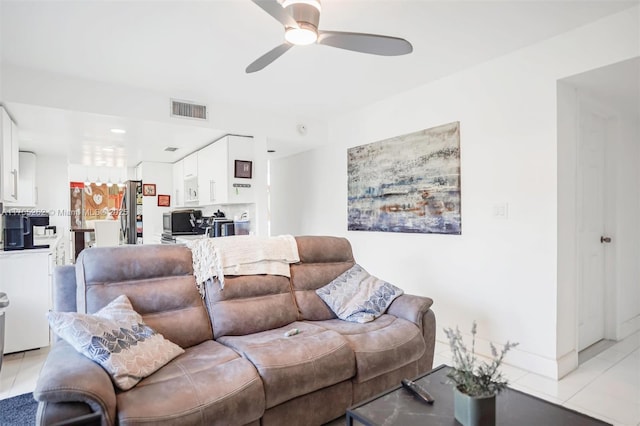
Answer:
[
  {"left": 612, "top": 111, "right": 640, "bottom": 337},
  {"left": 269, "top": 152, "right": 309, "bottom": 236},
  {"left": 271, "top": 7, "right": 639, "bottom": 378}
]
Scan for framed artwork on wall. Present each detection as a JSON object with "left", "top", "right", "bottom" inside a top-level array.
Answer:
[
  {"left": 157, "top": 194, "right": 170, "bottom": 207},
  {"left": 234, "top": 160, "right": 253, "bottom": 179},
  {"left": 347, "top": 121, "right": 462, "bottom": 235},
  {"left": 142, "top": 183, "right": 156, "bottom": 196}
]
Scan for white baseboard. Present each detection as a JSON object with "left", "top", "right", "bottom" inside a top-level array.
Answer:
[
  {"left": 619, "top": 314, "right": 640, "bottom": 340},
  {"left": 436, "top": 333, "right": 578, "bottom": 380}
]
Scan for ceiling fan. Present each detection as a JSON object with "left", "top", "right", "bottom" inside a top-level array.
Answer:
[{"left": 247, "top": 0, "right": 413, "bottom": 73}]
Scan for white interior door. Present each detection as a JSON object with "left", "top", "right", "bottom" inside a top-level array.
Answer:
[{"left": 577, "top": 104, "right": 608, "bottom": 352}]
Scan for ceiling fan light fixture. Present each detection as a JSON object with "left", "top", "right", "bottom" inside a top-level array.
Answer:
[
  {"left": 285, "top": 24, "right": 317, "bottom": 45},
  {"left": 281, "top": 0, "right": 321, "bottom": 12}
]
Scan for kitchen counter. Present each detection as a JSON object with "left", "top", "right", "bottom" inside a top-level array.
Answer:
[{"left": 0, "top": 234, "right": 62, "bottom": 255}]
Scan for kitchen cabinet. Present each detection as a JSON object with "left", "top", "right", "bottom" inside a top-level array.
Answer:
[
  {"left": 1, "top": 107, "right": 19, "bottom": 203},
  {"left": 197, "top": 135, "right": 254, "bottom": 205},
  {"left": 0, "top": 250, "right": 51, "bottom": 353},
  {"left": 172, "top": 160, "right": 184, "bottom": 207},
  {"left": 183, "top": 152, "right": 199, "bottom": 204},
  {"left": 183, "top": 152, "right": 198, "bottom": 179},
  {"left": 184, "top": 176, "right": 199, "bottom": 204},
  {"left": 197, "top": 140, "right": 227, "bottom": 204},
  {"left": 17, "top": 151, "right": 37, "bottom": 207}
]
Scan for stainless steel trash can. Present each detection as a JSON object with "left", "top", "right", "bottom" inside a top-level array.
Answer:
[{"left": 0, "top": 292, "right": 9, "bottom": 373}]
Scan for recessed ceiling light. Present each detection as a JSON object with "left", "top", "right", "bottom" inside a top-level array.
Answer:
[
  {"left": 164, "top": 147, "right": 179, "bottom": 152},
  {"left": 110, "top": 128, "right": 126, "bottom": 134},
  {"left": 102, "top": 146, "right": 115, "bottom": 152}
]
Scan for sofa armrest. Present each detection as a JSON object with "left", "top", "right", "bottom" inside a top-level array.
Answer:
[
  {"left": 386, "top": 294, "right": 433, "bottom": 329},
  {"left": 34, "top": 341, "right": 116, "bottom": 426},
  {"left": 387, "top": 294, "right": 436, "bottom": 373}
]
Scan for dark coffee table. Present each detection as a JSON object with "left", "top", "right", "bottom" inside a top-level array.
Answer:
[{"left": 347, "top": 365, "right": 611, "bottom": 425}]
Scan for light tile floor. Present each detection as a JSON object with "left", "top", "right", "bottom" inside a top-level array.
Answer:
[
  {"left": 1, "top": 333, "right": 639, "bottom": 425},
  {"left": 433, "top": 331, "right": 640, "bottom": 426}
]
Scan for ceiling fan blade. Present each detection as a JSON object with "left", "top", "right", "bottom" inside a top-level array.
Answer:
[
  {"left": 317, "top": 31, "right": 413, "bottom": 56},
  {"left": 251, "top": 0, "right": 299, "bottom": 29},
  {"left": 246, "top": 43, "right": 293, "bottom": 73}
]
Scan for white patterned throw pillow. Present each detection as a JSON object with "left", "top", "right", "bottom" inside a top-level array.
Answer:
[
  {"left": 48, "top": 295, "right": 184, "bottom": 390},
  {"left": 316, "top": 264, "right": 404, "bottom": 323}
]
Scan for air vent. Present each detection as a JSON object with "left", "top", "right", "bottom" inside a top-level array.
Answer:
[
  {"left": 164, "top": 147, "right": 178, "bottom": 152},
  {"left": 171, "top": 99, "right": 208, "bottom": 120}
]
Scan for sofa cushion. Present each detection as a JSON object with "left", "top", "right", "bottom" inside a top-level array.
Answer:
[
  {"left": 316, "top": 264, "right": 404, "bottom": 323},
  {"left": 47, "top": 295, "right": 185, "bottom": 391},
  {"left": 217, "top": 321, "right": 355, "bottom": 408},
  {"left": 311, "top": 314, "right": 426, "bottom": 383},
  {"left": 205, "top": 274, "right": 299, "bottom": 338},
  {"left": 116, "top": 340, "right": 265, "bottom": 426},
  {"left": 75, "top": 245, "right": 213, "bottom": 348},
  {"left": 290, "top": 236, "right": 355, "bottom": 320}
]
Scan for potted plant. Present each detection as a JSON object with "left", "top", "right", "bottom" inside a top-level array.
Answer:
[{"left": 444, "top": 322, "right": 518, "bottom": 426}]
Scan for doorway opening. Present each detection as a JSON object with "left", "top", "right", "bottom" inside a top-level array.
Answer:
[{"left": 557, "top": 57, "right": 640, "bottom": 370}]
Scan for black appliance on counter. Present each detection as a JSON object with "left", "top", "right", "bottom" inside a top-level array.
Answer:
[
  {"left": 163, "top": 209, "right": 204, "bottom": 235},
  {"left": 3, "top": 214, "right": 26, "bottom": 250},
  {"left": 161, "top": 209, "right": 204, "bottom": 244},
  {"left": 2, "top": 213, "right": 50, "bottom": 250}
]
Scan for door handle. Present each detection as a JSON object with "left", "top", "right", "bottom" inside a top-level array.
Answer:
[
  {"left": 600, "top": 236, "right": 612, "bottom": 243},
  {"left": 11, "top": 169, "right": 18, "bottom": 198}
]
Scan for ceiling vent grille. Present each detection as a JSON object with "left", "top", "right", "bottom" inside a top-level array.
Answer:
[{"left": 171, "top": 99, "right": 208, "bottom": 120}]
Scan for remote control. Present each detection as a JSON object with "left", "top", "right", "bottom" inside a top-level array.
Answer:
[
  {"left": 283, "top": 328, "right": 300, "bottom": 337},
  {"left": 401, "top": 379, "right": 435, "bottom": 404}
]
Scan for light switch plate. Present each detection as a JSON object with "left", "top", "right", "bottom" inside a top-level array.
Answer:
[{"left": 493, "top": 203, "right": 509, "bottom": 219}]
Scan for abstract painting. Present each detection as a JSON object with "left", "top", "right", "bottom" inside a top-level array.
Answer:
[{"left": 347, "top": 122, "right": 461, "bottom": 235}]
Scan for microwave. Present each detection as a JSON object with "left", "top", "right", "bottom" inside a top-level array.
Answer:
[{"left": 163, "top": 210, "right": 203, "bottom": 235}]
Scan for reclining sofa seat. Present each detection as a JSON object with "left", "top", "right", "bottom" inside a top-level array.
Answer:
[
  {"left": 34, "top": 236, "right": 435, "bottom": 426},
  {"left": 37, "top": 244, "right": 265, "bottom": 426}
]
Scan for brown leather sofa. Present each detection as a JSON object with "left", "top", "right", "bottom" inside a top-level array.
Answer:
[{"left": 34, "top": 236, "right": 435, "bottom": 426}]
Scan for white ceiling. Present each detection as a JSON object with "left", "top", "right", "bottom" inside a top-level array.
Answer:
[{"left": 1, "top": 0, "right": 638, "bottom": 167}]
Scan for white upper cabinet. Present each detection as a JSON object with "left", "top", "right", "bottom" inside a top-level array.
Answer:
[
  {"left": 183, "top": 152, "right": 199, "bottom": 204},
  {"left": 173, "top": 135, "right": 255, "bottom": 208},
  {"left": 183, "top": 152, "right": 198, "bottom": 179},
  {"left": 196, "top": 135, "right": 254, "bottom": 206},
  {"left": 172, "top": 160, "right": 184, "bottom": 207},
  {"left": 17, "top": 151, "right": 37, "bottom": 207},
  {"left": 198, "top": 139, "right": 228, "bottom": 205},
  {"left": 1, "top": 107, "right": 19, "bottom": 203}
]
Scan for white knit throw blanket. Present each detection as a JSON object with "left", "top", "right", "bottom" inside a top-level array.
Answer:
[{"left": 186, "top": 235, "right": 300, "bottom": 296}]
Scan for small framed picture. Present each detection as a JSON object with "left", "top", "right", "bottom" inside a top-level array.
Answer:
[
  {"left": 157, "top": 194, "right": 171, "bottom": 207},
  {"left": 143, "top": 183, "right": 156, "bottom": 196},
  {"left": 234, "top": 160, "right": 253, "bottom": 179}
]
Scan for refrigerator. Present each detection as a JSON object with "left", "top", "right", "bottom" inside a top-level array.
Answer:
[{"left": 119, "top": 180, "right": 143, "bottom": 244}]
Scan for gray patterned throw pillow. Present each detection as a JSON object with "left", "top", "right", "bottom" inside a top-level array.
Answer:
[
  {"left": 316, "top": 264, "right": 404, "bottom": 323},
  {"left": 48, "top": 295, "right": 184, "bottom": 390}
]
